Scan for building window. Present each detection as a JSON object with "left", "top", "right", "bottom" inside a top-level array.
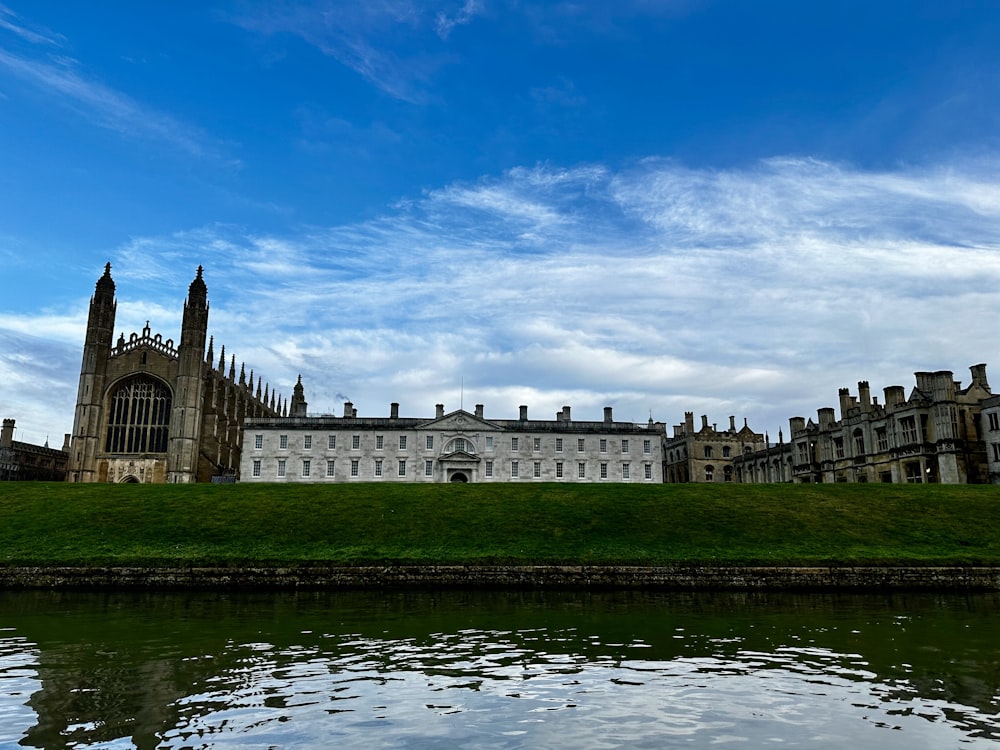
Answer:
[
  {"left": 876, "top": 428, "right": 889, "bottom": 452},
  {"left": 486, "top": 436, "right": 494, "bottom": 451},
  {"left": 724, "top": 465, "right": 732, "bottom": 482},
  {"left": 556, "top": 438, "right": 563, "bottom": 452},
  {"left": 578, "top": 462, "right": 585, "bottom": 478},
  {"left": 704, "top": 446, "right": 712, "bottom": 458},
  {"left": 277, "top": 459, "right": 286, "bottom": 478},
  {"left": 254, "top": 434, "right": 263, "bottom": 450},
  {"left": 302, "top": 459, "right": 310, "bottom": 477},
  {"left": 644, "top": 464, "right": 652, "bottom": 480},
  {"left": 399, "top": 436, "right": 407, "bottom": 450},
  {"left": 722, "top": 445, "right": 730, "bottom": 458},
  {"left": 853, "top": 429, "right": 865, "bottom": 456},
  {"left": 252, "top": 459, "right": 261, "bottom": 477},
  {"left": 303, "top": 435, "right": 312, "bottom": 450},
  {"left": 104, "top": 375, "right": 171, "bottom": 454},
  {"left": 993, "top": 443, "right": 1000, "bottom": 462},
  {"left": 600, "top": 462, "right": 608, "bottom": 479},
  {"left": 904, "top": 461, "right": 922, "bottom": 483},
  {"left": 622, "top": 463, "right": 630, "bottom": 479},
  {"left": 376, "top": 435, "right": 384, "bottom": 450},
  {"left": 900, "top": 417, "right": 918, "bottom": 445},
  {"left": 350, "top": 459, "right": 359, "bottom": 477},
  {"left": 511, "top": 437, "right": 519, "bottom": 451},
  {"left": 425, "top": 460, "right": 433, "bottom": 476},
  {"left": 556, "top": 462, "right": 563, "bottom": 478},
  {"left": 511, "top": 461, "right": 519, "bottom": 478},
  {"left": 328, "top": 435, "right": 337, "bottom": 449},
  {"left": 485, "top": 460, "right": 493, "bottom": 477},
  {"left": 279, "top": 434, "right": 288, "bottom": 450},
  {"left": 352, "top": 435, "right": 360, "bottom": 450},
  {"left": 398, "top": 459, "right": 406, "bottom": 476},
  {"left": 643, "top": 439, "right": 651, "bottom": 454},
  {"left": 533, "top": 461, "right": 541, "bottom": 478},
  {"left": 989, "top": 413, "right": 1000, "bottom": 431},
  {"left": 426, "top": 435, "right": 434, "bottom": 450},
  {"left": 448, "top": 438, "right": 473, "bottom": 454},
  {"left": 600, "top": 439, "right": 608, "bottom": 453},
  {"left": 578, "top": 438, "right": 586, "bottom": 452},
  {"left": 705, "top": 464, "right": 714, "bottom": 482},
  {"left": 834, "top": 437, "right": 845, "bottom": 459},
  {"left": 326, "top": 460, "right": 335, "bottom": 477},
  {"left": 533, "top": 437, "right": 541, "bottom": 452},
  {"left": 621, "top": 439, "right": 629, "bottom": 453},
  {"left": 375, "top": 459, "right": 383, "bottom": 477}
]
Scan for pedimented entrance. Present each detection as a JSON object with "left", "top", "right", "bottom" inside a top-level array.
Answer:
[{"left": 449, "top": 471, "right": 469, "bottom": 483}]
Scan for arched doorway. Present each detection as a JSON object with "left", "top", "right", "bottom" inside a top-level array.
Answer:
[
  {"left": 120, "top": 475, "right": 140, "bottom": 483},
  {"left": 449, "top": 472, "right": 469, "bottom": 483}
]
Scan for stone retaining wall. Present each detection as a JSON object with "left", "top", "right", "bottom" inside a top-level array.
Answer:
[{"left": 1, "top": 565, "right": 999, "bottom": 590}]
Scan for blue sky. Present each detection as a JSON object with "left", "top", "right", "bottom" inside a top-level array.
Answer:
[{"left": 2, "top": 1, "right": 1000, "bottom": 446}]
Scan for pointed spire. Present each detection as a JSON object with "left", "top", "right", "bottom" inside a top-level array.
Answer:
[
  {"left": 95, "top": 262, "right": 115, "bottom": 295},
  {"left": 206, "top": 336, "right": 214, "bottom": 364},
  {"left": 218, "top": 345, "right": 226, "bottom": 373},
  {"left": 248, "top": 369, "right": 254, "bottom": 391},
  {"left": 239, "top": 362, "right": 246, "bottom": 386},
  {"left": 270, "top": 390, "right": 276, "bottom": 410},
  {"left": 187, "top": 264, "right": 207, "bottom": 306},
  {"left": 229, "top": 355, "right": 236, "bottom": 380},
  {"left": 256, "top": 378, "right": 262, "bottom": 400},
  {"left": 282, "top": 397, "right": 288, "bottom": 417},
  {"left": 264, "top": 383, "right": 269, "bottom": 402}
]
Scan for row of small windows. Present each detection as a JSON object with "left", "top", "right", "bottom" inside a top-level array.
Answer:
[
  {"left": 256, "top": 434, "right": 653, "bottom": 454},
  {"left": 251, "top": 458, "right": 655, "bottom": 480}
]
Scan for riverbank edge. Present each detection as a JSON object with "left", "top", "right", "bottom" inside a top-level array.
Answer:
[{"left": 2, "top": 565, "right": 999, "bottom": 590}]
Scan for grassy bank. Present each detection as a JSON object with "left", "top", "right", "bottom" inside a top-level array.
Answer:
[{"left": 1, "top": 482, "right": 998, "bottom": 567}]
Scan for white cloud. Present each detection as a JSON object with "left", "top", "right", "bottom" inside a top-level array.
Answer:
[{"left": 5, "top": 155, "right": 1000, "bottom": 442}]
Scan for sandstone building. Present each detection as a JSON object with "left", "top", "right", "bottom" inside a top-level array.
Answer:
[
  {"left": 67, "top": 264, "right": 284, "bottom": 483},
  {"left": 0, "top": 418, "right": 69, "bottom": 481},
  {"left": 240, "top": 383, "right": 665, "bottom": 484},
  {"left": 662, "top": 414, "right": 767, "bottom": 483}
]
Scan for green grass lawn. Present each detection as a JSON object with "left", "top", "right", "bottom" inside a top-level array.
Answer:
[{"left": 1, "top": 482, "right": 999, "bottom": 567}]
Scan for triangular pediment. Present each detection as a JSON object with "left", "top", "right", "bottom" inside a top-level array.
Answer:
[
  {"left": 419, "top": 409, "right": 500, "bottom": 431},
  {"left": 438, "top": 450, "right": 481, "bottom": 463}
]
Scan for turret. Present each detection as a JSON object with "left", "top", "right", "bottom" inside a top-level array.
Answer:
[{"left": 291, "top": 375, "right": 308, "bottom": 417}]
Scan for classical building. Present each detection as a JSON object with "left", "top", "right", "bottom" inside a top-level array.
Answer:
[
  {"left": 0, "top": 418, "right": 69, "bottom": 481},
  {"left": 67, "top": 264, "right": 284, "bottom": 483},
  {"left": 662, "top": 413, "right": 767, "bottom": 483},
  {"left": 726, "top": 365, "right": 992, "bottom": 484},
  {"left": 240, "top": 384, "right": 665, "bottom": 483}
]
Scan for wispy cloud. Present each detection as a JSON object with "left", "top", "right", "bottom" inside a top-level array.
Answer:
[
  {"left": 435, "top": 0, "right": 485, "bottom": 39},
  {"left": 6, "top": 155, "right": 1000, "bottom": 438},
  {"left": 0, "top": 3, "right": 64, "bottom": 46}
]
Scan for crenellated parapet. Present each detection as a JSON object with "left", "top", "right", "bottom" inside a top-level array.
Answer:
[{"left": 111, "top": 321, "right": 178, "bottom": 359}]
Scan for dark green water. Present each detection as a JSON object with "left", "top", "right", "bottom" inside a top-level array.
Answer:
[{"left": 1, "top": 589, "right": 998, "bottom": 749}]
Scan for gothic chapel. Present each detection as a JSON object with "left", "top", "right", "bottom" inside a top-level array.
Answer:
[{"left": 67, "top": 264, "right": 284, "bottom": 483}]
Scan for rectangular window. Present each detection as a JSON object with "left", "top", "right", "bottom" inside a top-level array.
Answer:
[
  {"left": 326, "top": 460, "right": 335, "bottom": 477},
  {"left": 622, "top": 463, "right": 630, "bottom": 479},
  {"left": 900, "top": 417, "right": 918, "bottom": 445},
  {"left": 486, "top": 436, "right": 494, "bottom": 451},
  {"left": 277, "top": 459, "right": 286, "bottom": 477},
  {"left": 511, "top": 460, "right": 519, "bottom": 478},
  {"left": 556, "top": 461, "right": 563, "bottom": 478},
  {"left": 600, "top": 462, "right": 608, "bottom": 479},
  {"left": 252, "top": 459, "right": 261, "bottom": 477},
  {"left": 643, "top": 439, "right": 651, "bottom": 454},
  {"left": 578, "top": 438, "right": 585, "bottom": 452},
  {"left": 254, "top": 434, "right": 263, "bottom": 450},
  {"left": 425, "top": 460, "right": 433, "bottom": 477},
  {"left": 486, "top": 460, "right": 494, "bottom": 478},
  {"left": 533, "top": 461, "right": 541, "bottom": 478},
  {"left": 303, "top": 435, "right": 312, "bottom": 450},
  {"left": 376, "top": 435, "right": 384, "bottom": 450},
  {"left": 350, "top": 459, "right": 359, "bottom": 477},
  {"left": 426, "top": 435, "right": 434, "bottom": 450},
  {"left": 398, "top": 459, "right": 406, "bottom": 476},
  {"left": 644, "top": 463, "right": 652, "bottom": 480},
  {"left": 302, "top": 459, "right": 310, "bottom": 477},
  {"left": 993, "top": 443, "right": 1000, "bottom": 462},
  {"left": 621, "top": 439, "right": 629, "bottom": 453},
  {"left": 399, "top": 436, "right": 407, "bottom": 450},
  {"left": 600, "top": 439, "right": 608, "bottom": 453},
  {"left": 511, "top": 437, "right": 519, "bottom": 451},
  {"left": 328, "top": 435, "right": 337, "bottom": 449},
  {"left": 352, "top": 435, "right": 360, "bottom": 450},
  {"left": 990, "top": 413, "right": 1000, "bottom": 431},
  {"left": 578, "top": 462, "right": 586, "bottom": 478},
  {"left": 876, "top": 428, "right": 888, "bottom": 452},
  {"left": 375, "top": 459, "right": 383, "bottom": 477},
  {"left": 555, "top": 438, "right": 563, "bottom": 452},
  {"left": 279, "top": 434, "right": 288, "bottom": 450},
  {"left": 834, "top": 437, "right": 845, "bottom": 459},
  {"left": 533, "top": 437, "right": 541, "bottom": 452}
]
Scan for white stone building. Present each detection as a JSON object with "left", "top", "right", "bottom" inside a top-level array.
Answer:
[{"left": 240, "top": 385, "right": 665, "bottom": 484}]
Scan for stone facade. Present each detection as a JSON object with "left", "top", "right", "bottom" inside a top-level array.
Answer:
[
  {"left": 67, "top": 264, "right": 284, "bottom": 483},
  {"left": 0, "top": 418, "right": 69, "bottom": 481},
  {"left": 240, "top": 394, "right": 666, "bottom": 484},
  {"left": 724, "top": 365, "right": 992, "bottom": 484},
  {"left": 662, "top": 413, "right": 767, "bottom": 483}
]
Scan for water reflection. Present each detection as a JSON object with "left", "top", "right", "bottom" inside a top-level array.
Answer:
[{"left": 1, "top": 590, "right": 998, "bottom": 748}]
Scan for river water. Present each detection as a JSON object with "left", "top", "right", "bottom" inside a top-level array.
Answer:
[{"left": 0, "top": 589, "right": 997, "bottom": 749}]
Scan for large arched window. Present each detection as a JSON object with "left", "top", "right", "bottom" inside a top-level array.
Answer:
[
  {"left": 105, "top": 376, "right": 172, "bottom": 453},
  {"left": 446, "top": 437, "right": 475, "bottom": 454}
]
